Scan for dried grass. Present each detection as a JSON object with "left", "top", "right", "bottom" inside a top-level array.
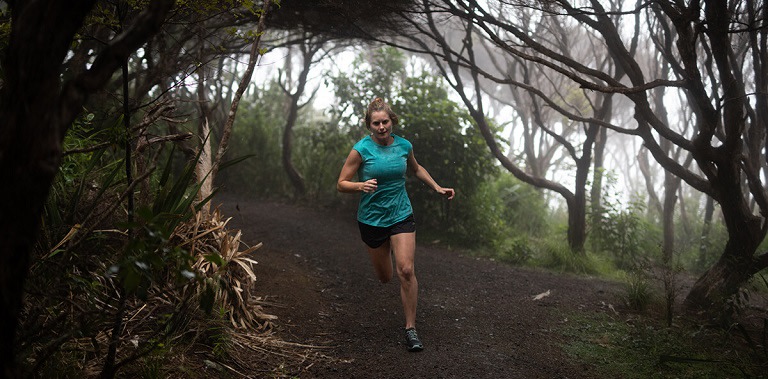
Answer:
[
  {"left": 165, "top": 206, "right": 334, "bottom": 376},
  {"left": 25, "top": 206, "right": 331, "bottom": 378},
  {"left": 173, "top": 206, "right": 276, "bottom": 330}
]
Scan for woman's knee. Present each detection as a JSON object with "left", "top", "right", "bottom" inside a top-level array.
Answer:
[{"left": 397, "top": 264, "right": 415, "bottom": 281}]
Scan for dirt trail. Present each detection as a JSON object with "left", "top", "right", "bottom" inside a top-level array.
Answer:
[{"left": 218, "top": 195, "right": 622, "bottom": 378}]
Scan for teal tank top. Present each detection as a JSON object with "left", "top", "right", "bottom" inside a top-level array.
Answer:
[{"left": 353, "top": 134, "right": 413, "bottom": 227}]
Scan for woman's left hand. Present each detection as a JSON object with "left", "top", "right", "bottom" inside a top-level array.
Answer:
[{"left": 437, "top": 187, "right": 455, "bottom": 200}]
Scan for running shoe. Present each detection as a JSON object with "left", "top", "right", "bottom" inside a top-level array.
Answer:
[{"left": 404, "top": 327, "right": 424, "bottom": 352}]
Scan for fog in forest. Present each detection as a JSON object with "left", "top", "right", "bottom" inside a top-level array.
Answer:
[{"left": 3, "top": 1, "right": 768, "bottom": 377}]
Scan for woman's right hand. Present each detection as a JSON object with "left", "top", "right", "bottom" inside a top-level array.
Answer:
[{"left": 361, "top": 179, "right": 378, "bottom": 193}]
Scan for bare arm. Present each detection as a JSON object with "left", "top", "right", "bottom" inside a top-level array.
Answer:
[
  {"left": 337, "top": 149, "right": 379, "bottom": 193},
  {"left": 407, "top": 151, "right": 455, "bottom": 200}
]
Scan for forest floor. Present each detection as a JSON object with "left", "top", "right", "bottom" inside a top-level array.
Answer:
[{"left": 212, "top": 194, "right": 765, "bottom": 379}]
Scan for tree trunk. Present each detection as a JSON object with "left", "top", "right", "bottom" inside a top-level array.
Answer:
[
  {"left": 685, "top": 165, "right": 767, "bottom": 312},
  {"left": 0, "top": 76, "right": 62, "bottom": 379},
  {"left": 697, "top": 196, "right": 716, "bottom": 270},
  {"left": 281, "top": 101, "right": 307, "bottom": 197},
  {"left": 279, "top": 38, "right": 321, "bottom": 198},
  {"left": 196, "top": 62, "right": 215, "bottom": 215},
  {"left": 636, "top": 147, "right": 663, "bottom": 217},
  {"left": 568, "top": 187, "right": 587, "bottom": 253},
  {"left": 196, "top": 119, "right": 214, "bottom": 216},
  {"left": 661, "top": 174, "right": 679, "bottom": 263},
  {"left": 568, "top": 122, "right": 600, "bottom": 254},
  {"left": 589, "top": 113, "right": 608, "bottom": 254},
  {"left": 589, "top": 127, "right": 607, "bottom": 216},
  {"left": 685, "top": 240, "right": 759, "bottom": 315}
]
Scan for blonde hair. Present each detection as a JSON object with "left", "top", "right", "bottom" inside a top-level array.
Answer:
[{"left": 364, "top": 97, "right": 399, "bottom": 127}]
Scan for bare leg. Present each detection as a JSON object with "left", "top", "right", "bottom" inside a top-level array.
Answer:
[
  {"left": 367, "top": 240, "right": 394, "bottom": 283},
  {"left": 390, "top": 232, "right": 417, "bottom": 329}
]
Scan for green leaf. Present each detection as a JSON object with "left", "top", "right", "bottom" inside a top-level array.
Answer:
[
  {"left": 204, "top": 253, "right": 226, "bottom": 268},
  {"left": 123, "top": 266, "right": 140, "bottom": 294}
]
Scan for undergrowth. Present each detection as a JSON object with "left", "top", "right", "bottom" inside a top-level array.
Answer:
[
  {"left": 528, "top": 239, "right": 615, "bottom": 277},
  {"left": 560, "top": 311, "right": 768, "bottom": 378},
  {"left": 475, "top": 236, "right": 618, "bottom": 279},
  {"left": 478, "top": 230, "right": 768, "bottom": 378}
]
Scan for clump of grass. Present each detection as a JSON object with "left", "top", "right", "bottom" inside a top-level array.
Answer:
[
  {"left": 136, "top": 347, "right": 170, "bottom": 379},
  {"left": 623, "top": 271, "right": 655, "bottom": 312},
  {"left": 205, "top": 307, "right": 234, "bottom": 360},
  {"left": 530, "top": 239, "right": 613, "bottom": 276}
]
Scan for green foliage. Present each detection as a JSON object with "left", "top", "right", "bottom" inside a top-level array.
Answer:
[
  {"left": 0, "top": 6, "right": 9, "bottom": 76},
  {"left": 137, "top": 351, "right": 165, "bottom": 379},
  {"left": 108, "top": 208, "right": 197, "bottom": 300},
  {"left": 206, "top": 307, "right": 234, "bottom": 359},
  {"left": 22, "top": 121, "right": 244, "bottom": 377},
  {"left": 222, "top": 81, "right": 356, "bottom": 206},
  {"left": 221, "top": 81, "right": 293, "bottom": 197},
  {"left": 153, "top": 145, "right": 213, "bottom": 224},
  {"left": 589, "top": 173, "right": 658, "bottom": 269},
  {"left": 39, "top": 112, "right": 123, "bottom": 252},
  {"left": 454, "top": 173, "right": 549, "bottom": 261},
  {"left": 673, "top": 204, "right": 728, "bottom": 274},
  {"left": 129, "top": 0, "right": 249, "bottom": 16},
  {"left": 493, "top": 236, "right": 535, "bottom": 265},
  {"left": 293, "top": 120, "right": 356, "bottom": 202},
  {"left": 481, "top": 172, "right": 548, "bottom": 236}
]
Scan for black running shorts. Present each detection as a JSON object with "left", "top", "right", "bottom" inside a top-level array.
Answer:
[{"left": 357, "top": 214, "right": 416, "bottom": 248}]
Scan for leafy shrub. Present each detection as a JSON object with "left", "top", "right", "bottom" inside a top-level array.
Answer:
[
  {"left": 481, "top": 173, "right": 548, "bottom": 237},
  {"left": 494, "top": 236, "right": 535, "bottom": 265},
  {"left": 219, "top": 82, "right": 292, "bottom": 197},
  {"left": 589, "top": 175, "right": 657, "bottom": 269},
  {"left": 293, "top": 120, "right": 356, "bottom": 204}
]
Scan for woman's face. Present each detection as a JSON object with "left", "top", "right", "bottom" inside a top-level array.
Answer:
[{"left": 368, "top": 110, "right": 392, "bottom": 144}]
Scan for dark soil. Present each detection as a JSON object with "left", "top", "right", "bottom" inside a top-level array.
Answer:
[{"left": 217, "top": 195, "right": 625, "bottom": 378}]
